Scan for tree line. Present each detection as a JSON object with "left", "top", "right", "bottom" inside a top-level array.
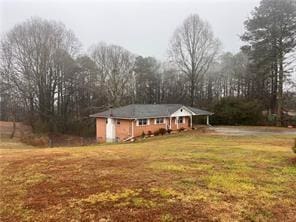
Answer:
[{"left": 1, "top": 0, "right": 295, "bottom": 135}]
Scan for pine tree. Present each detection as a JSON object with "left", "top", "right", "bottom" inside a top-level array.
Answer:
[{"left": 241, "top": 0, "right": 296, "bottom": 126}]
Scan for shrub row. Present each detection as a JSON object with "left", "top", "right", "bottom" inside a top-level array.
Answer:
[{"left": 142, "top": 128, "right": 173, "bottom": 137}]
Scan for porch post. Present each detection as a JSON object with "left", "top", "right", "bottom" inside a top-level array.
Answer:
[
  {"left": 206, "top": 115, "right": 210, "bottom": 126},
  {"left": 169, "top": 117, "right": 172, "bottom": 129},
  {"left": 177, "top": 117, "right": 179, "bottom": 129},
  {"left": 190, "top": 115, "right": 193, "bottom": 128}
]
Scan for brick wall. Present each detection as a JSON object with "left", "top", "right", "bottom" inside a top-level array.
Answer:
[
  {"left": 96, "top": 118, "right": 106, "bottom": 142},
  {"left": 96, "top": 116, "right": 192, "bottom": 142},
  {"left": 134, "top": 116, "right": 191, "bottom": 137},
  {"left": 134, "top": 118, "right": 169, "bottom": 137},
  {"left": 115, "top": 119, "right": 132, "bottom": 141}
]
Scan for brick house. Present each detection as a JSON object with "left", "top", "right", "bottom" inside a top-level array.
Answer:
[{"left": 90, "top": 104, "right": 213, "bottom": 142}]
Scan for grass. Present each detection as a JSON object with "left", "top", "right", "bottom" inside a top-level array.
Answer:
[{"left": 0, "top": 131, "right": 296, "bottom": 221}]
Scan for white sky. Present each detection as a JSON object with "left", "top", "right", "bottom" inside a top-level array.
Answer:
[{"left": 0, "top": 0, "right": 261, "bottom": 59}]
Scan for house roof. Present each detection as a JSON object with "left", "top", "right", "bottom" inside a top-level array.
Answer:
[{"left": 90, "top": 104, "right": 213, "bottom": 119}]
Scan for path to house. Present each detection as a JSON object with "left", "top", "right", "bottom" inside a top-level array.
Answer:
[{"left": 212, "top": 125, "right": 296, "bottom": 136}]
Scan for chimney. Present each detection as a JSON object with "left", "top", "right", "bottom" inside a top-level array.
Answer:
[{"left": 109, "top": 106, "right": 113, "bottom": 117}]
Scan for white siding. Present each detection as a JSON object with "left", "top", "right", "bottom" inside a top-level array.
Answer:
[{"left": 171, "top": 106, "right": 193, "bottom": 117}]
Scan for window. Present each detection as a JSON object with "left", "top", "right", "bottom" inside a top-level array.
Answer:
[
  {"left": 155, "top": 117, "right": 164, "bottom": 124},
  {"left": 117, "top": 120, "right": 120, "bottom": 125},
  {"left": 138, "top": 119, "right": 148, "bottom": 126},
  {"left": 178, "top": 117, "right": 184, "bottom": 124}
]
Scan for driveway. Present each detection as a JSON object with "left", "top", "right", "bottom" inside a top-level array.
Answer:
[{"left": 212, "top": 126, "right": 296, "bottom": 136}]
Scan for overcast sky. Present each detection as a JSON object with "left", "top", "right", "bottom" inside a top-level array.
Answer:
[{"left": 1, "top": 0, "right": 261, "bottom": 59}]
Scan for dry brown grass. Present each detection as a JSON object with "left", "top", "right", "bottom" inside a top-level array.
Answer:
[{"left": 0, "top": 130, "right": 296, "bottom": 221}]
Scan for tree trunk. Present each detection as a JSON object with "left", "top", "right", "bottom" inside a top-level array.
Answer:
[
  {"left": 10, "top": 116, "right": 16, "bottom": 139},
  {"left": 277, "top": 50, "right": 284, "bottom": 127},
  {"left": 190, "top": 79, "right": 195, "bottom": 106}
]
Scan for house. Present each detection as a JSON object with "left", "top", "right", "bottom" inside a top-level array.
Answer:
[{"left": 90, "top": 104, "right": 213, "bottom": 142}]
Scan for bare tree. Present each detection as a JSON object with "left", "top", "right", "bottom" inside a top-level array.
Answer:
[
  {"left": 160, "top": 64, "right": 189, "bottom": 104},
  {"left": 90, "top": 43, "right": 135, "bottom": 107},
  {"left": 133, "top": 56, "right": 162, "bottom": 104},
  {"left": 0, "top": 17, "right": 80, "bottom": 131},
  {"left": 169, "top": 14, "right": 220, "bottom": 106}
]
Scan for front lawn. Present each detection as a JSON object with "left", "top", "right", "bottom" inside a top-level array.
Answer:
[{"left": 0, "top": 131, "right": 295, "bottom": 221}]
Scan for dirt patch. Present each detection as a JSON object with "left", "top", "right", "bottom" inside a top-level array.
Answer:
[
  {"left": 20, "top": 154, "right": 214, "bottom": 221},
  {"left": 23, "top": 157, "right": 150, "bottom": 210}
]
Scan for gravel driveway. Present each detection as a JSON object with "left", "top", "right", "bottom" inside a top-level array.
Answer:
[{"left": 212, "top": 126, "right": 296, "bottom": 136}]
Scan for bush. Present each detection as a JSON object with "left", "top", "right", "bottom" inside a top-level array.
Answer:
[
  {"left": 63, "top": 119, "right": 96, "bottom": 137},
  {"left": 178, "top": 127, "right": 185, "bottom": 132},
  {"left": 32, "top": 119, "right": 51, "bottom": 133},
  {"left": 147, "top": 130, "right": 152, "bottom": 136},
  {"left": 141, "top": 131, "right": 145, "bottom": 138},
  {"left": 167, "top": 129, "right": 172, "bottom": 134},
  {"left": 21, "top": 134, "right": 48, "bottom": 147},
  {"left": 158, "top": 128, "right": 167, "bottom": 135},
  {"left": 154, "top": 130, "right": 160, "bottom": 136},
  {"left": 154, "top": 128, "right": 167, "bottom": 136},
  {"left": 211, "top": 97, "right": 264, "bottom": 125}
]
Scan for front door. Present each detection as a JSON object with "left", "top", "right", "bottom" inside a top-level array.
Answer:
[{"left": 106, "top": 118, "right": 116, "bottom": 142}]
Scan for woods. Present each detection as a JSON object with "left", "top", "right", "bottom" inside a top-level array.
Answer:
[
  {"left": 1, "top": 0, "right": 295, "bottom": 135},
  {"left": 241, "top": 0, "right": 296, "bottom": 126}
]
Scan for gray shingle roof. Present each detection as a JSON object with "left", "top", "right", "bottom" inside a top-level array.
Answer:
[
  {"left": 186, "top": 106, "right": 214, "bottom": 116},
  {"left": 90, "top": 104, "right": 213, "bottom": 119}
]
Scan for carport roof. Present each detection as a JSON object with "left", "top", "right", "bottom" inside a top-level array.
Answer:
[{"left": 90, "top": 104, "right": 213, "bottom": 119}]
